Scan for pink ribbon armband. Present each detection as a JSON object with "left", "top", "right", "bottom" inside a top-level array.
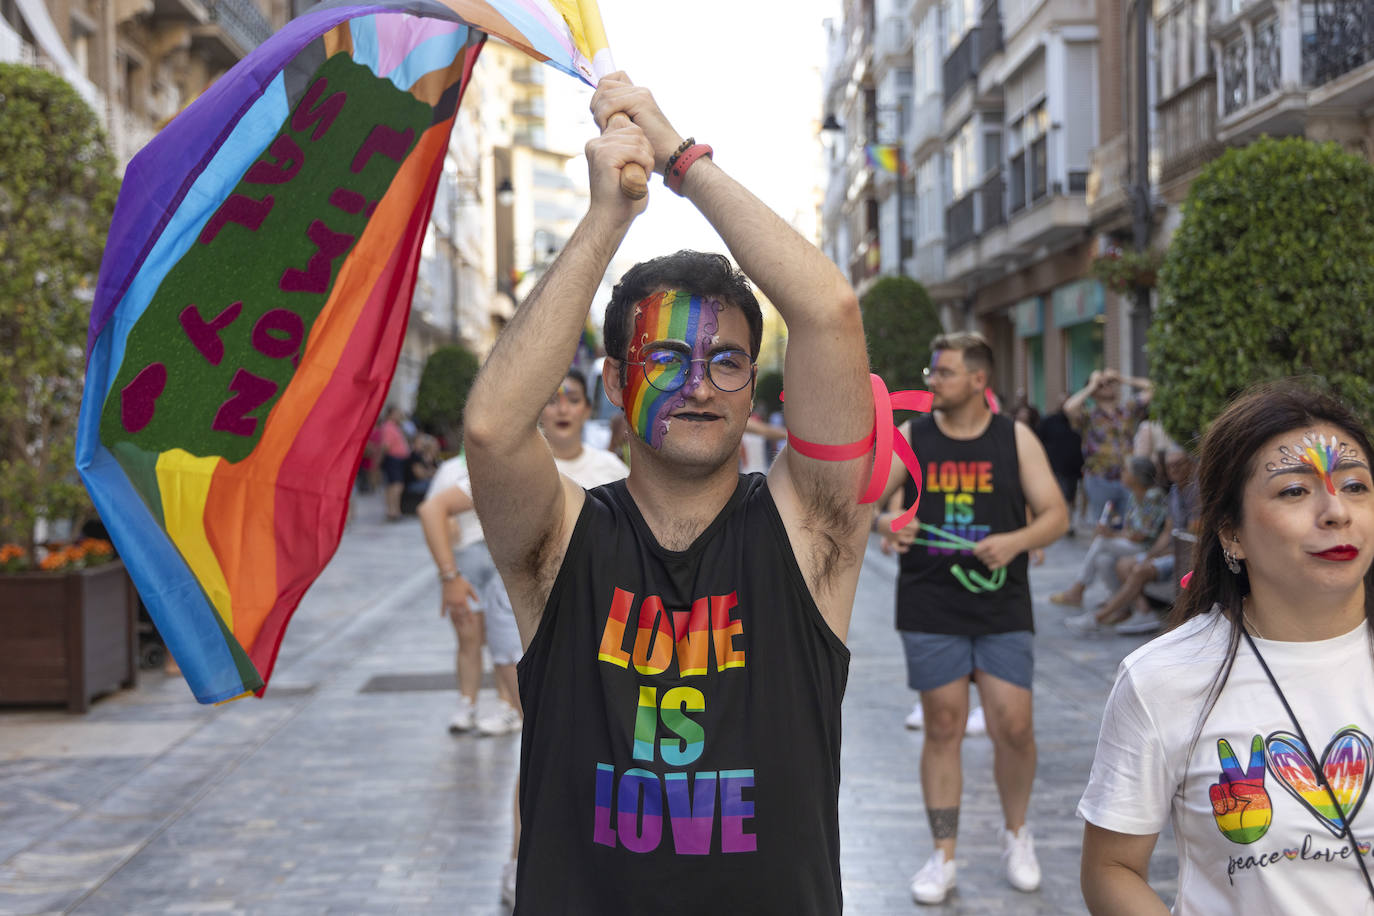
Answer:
[{"left": 783, "top": 374, "right": 936, "bottom": 533}]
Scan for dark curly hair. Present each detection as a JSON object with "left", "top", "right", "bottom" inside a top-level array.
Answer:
[{"left": 603, "top": 251, "right": 763, "bottom": 367}]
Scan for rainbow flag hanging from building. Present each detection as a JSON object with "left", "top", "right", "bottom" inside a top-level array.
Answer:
[
  {"left": 865, "top": 143, "right": 903, "bottom": 174},
  {"left": 77, "top": 0, "right": 617, "bottom": 705}
]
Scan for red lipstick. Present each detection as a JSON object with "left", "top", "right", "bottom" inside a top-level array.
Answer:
[{"left": 1312, "top": 546, "right": 1359, "bottom": 561}]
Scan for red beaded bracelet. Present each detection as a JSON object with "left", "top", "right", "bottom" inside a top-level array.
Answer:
[{"left": 665, "top": 143, "right": 712, "bottom": 195}]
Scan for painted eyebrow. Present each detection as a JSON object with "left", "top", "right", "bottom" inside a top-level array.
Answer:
[
  {"left": 1267, "top": 457, "right": 1371, "bottom": 478},
  {"left": 645, "top": 341, "right": 749, "bottom": 356}
]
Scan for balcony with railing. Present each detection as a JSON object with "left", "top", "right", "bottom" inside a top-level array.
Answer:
[
  {"left": 1216, "top": 0, "right": 1374, "bottom": 140},
  {"left": 978, "top": 1, "right": 1004, "bottom": 68},
  {"left": 877, "top": 15, "right": 911, "bottom": 63},
  {"left": 942, "top": 19, "right": 1003, "bottom": 107},
  {"left": 979, "top": 168, "right": 1006, "bottom": 233},
  {"left": 909, "top": 92, "right": 944, "bottom": 155},
  {"left": 194, "top": 0, "right": 271, "bottom": 64},
  {"left": 513, "top": 96, "right": 546, "bottom": 119},
  {"left": 1158, "top": 74, "right": 1222, "bottom": 186},
  {"left": 945, "top": 192, "right": 977, "bottom": 253},
  {"left": 943, "top": 28, "right": 980, "bottom": 105},
  {"left": 1307, "top": 0, "right": 1374, "bottom": 86}
]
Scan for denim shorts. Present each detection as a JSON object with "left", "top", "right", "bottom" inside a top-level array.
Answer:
[
  {"left": 1135, "top": 552, "right": 1175, "bottom": 582},
  {"left": 900, "top": 630, "right": 1034, "bottom": 692},
  {"left": 455, "top": 542, "right": 521, "bottom": 666}
]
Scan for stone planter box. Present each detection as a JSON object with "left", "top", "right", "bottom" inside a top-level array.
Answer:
[{"left": 0, "top": 560, "right": 138, "bottom": 712}]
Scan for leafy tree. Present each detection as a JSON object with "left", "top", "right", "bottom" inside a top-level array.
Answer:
[
  {"left": 860, "top": 275, "right": 943, "bottom": 393},
  {"left": 1148, "top": 137, "right": 1374, "bottom": 445},
  {"left": 0, "top": 65, "right": 119, "bottom": 554},
  {"left": 755, "top": 369, "right": 783, "bottom": 417},
  {"left": 414, "top": 344, "right": 480, "bottom": 446}
]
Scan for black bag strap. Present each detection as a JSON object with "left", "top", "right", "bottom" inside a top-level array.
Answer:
[{"left": 1242, "top": 628, "right": 1374, "bottom": 901}]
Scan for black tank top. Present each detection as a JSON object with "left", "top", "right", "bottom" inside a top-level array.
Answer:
[
  {"left": 514, "top": 474, "right": 849, "bottom": 915},
  {"left": 896, "top": 414, "right": 1033, "bottom": 634}
]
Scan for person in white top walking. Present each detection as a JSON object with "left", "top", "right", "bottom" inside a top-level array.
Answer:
[
  {"left": 418, "top": 367, "right": 626, "bottom": 905},
  {"left": 1079, "top": 380, "right": 1374, "bottom": 913}
]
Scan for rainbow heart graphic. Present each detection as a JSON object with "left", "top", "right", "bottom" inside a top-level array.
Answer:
[
  {"left": 1284, "top": 848, "right": 1299, "bottom": 860},
  {"left": 1359, "top": 842, "right": 1372, "bottom": 856},
  {"left": 1264, "top": 727, "right": 1372, "bottom": 837}
]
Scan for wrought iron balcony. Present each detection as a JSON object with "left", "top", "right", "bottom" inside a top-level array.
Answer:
[
  {"left": 1306, "top": 0, "right": 1374, "bottom": 86},
  {"left": 946, "top": 193, "right": 976, "bottom": 252},
  {"left": 979, "top": 169, "right": 1005, "bottom": 232},
  {"left": 205, "top": 0, "right": 271, "bottom": 55},
  {"left": 942, "top": 15, "right": 1002, "bottom": 106},
  {"left": 1158, "top": 74, "right": 1221, "bottom": 185}
]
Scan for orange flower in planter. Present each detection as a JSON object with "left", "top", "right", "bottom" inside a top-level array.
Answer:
[{"left": 0, "top": 544, "right": 28, "bottom": 573}]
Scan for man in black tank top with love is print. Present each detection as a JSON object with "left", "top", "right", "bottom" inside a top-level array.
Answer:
[
  {"left": 875, "top": 332, "right": 1068, "bottom": 906},
  {"left": 463, "top": 75, "right": 874, "bottom": 915}
]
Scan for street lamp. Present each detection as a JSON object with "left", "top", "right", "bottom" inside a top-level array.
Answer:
[{"left": 496, "top": 177, "right": 515, "bottom": 208}]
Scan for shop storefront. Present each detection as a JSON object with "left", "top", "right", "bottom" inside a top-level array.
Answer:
[
  {"left": 1052, "top": 278, "right": 1105, "bottom": 393},
  {"left": 1013, "top": 296, "right": 1045, "bottom": 412}
]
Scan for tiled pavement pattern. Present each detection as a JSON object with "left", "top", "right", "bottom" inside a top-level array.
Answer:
[{"left": 2, "top": 492, "right": 1178, "bottom": 914}]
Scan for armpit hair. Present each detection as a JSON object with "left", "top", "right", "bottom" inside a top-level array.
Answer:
[
  {"left": 515, "top": 525, "right": 564, "bottom": 607},
  {"left": 798, "top": 475, "right": 864, "bottom": 594}
]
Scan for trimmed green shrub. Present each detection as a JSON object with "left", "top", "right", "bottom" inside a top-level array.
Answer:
[
  {"left": 414, "top": 344, "right": 480, "bottom": 445},
  {"left": 0, "top": 65, "right": 119, "bottom": 551},
  {"left": 860, "top": 275, "right": 943, "bottom": 392},
  {"left": 1147, "top": 137, "right": 1374, "bottom": 445}
]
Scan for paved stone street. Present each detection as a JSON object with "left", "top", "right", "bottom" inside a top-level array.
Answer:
[{"left": 2, "top": 492, "right": 1177, "bottom": 914}]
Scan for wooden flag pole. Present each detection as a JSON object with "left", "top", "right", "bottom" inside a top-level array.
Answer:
[{"left": 576, "top": 1, "right": 648, "bottom": 200}]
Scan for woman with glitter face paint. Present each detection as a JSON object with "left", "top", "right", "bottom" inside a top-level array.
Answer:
[
  {"left": 462, "top": 73, "right": 873, "bottom": 914},
  {"left": 1079, "top": 380, "right": 1374, "bottom": 914}
]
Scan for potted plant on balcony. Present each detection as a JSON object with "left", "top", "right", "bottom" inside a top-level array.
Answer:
[
  {"left": 1090, "top": 245, "right": 1162, "bottom": 295},
  {"left": 0, "top": 63, "right": 130, "bottom": 711}
]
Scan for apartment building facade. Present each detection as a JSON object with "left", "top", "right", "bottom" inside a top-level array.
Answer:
[
  {"left": 824, "top": 0, "right": 1372, "bottom": 413},
  {"left": 2, "top": 0, "right": 283, "bottom": 167}
]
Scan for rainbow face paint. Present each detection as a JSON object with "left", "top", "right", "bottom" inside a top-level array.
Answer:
[
  {"left": 1266, "top": 432, "right": 1363, "bottom": 495},
  {"left": 622, "top": 290, "right": 722, "bottom": 449}
]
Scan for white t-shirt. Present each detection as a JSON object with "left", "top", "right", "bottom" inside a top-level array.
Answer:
[
  {"left": 428, "top": 447, "right": 628, "bottom": 551},
  {"left": 1079, "top": 613, "right": 1374, "bottom": 915},
  {"left": 555, "top": 445, "right": 628, "bottom": 490}
]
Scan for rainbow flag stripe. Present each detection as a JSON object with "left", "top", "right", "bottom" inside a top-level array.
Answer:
[{"left": 77, "top": 0, "right": 611, "bottom": 704}]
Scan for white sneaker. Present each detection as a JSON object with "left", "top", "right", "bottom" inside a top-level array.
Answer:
[
  {"left": 904, "top": 700, "right": 924, "bottom": 730},
  {"left": 965, "top": 705, "right": 987, "bottom": 737},
  {"left": 1064, "top": 611, "right": 1106, "bottom": 636},
  {"left": 477, "top": 702, "right": 522, "bottom": 736},
  {"left": 447, "top": 697, "right": 476, "bottom": 734},
  {"left": 910, "top": 850, "right": 956, "bottom": 904},
  {"left": 1001, "top": 824, "right": 1041, "bottom": 892},
  {"left": 500, "top": 859, "right": 517, "bottom": 906},
  {"left": 1115, "top": 609, "right": 1163, "bottom": 635}
]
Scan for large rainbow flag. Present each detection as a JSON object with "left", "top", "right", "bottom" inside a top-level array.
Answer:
[{"left": 76, "top": 0, "right": 616, "bottom": 704}]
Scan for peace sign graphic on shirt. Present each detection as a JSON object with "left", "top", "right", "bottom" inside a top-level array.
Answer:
[{"left": 1209, "top": 735, "right": 1274, "bottom": 844}]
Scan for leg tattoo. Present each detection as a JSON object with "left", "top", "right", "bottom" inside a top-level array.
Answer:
[{"left": 927, "top": 806, "right": 960, "bottom": 840}]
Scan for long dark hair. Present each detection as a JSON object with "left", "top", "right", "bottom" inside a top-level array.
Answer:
[{"left": 1172, "top": 379, "right": 1374, "bottom": 757}]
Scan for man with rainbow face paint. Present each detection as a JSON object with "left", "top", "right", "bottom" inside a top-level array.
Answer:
[{"left": 464, "top": 74, "right": 874, "bottom": 914}]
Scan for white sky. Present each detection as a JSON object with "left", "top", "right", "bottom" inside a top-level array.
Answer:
[{"left": 543, "top": 0, "right": 840, "bottom": 268}]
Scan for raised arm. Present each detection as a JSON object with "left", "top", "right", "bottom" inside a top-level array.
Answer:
[
  {"left": 464, "top": 105, "right": 654, "bottom": 643},
  {"left": 1064, "top": 370, "right": 1102, "bottom": 425},
  {"left": 591, "top": 75, "right": 874, "bottom": 636}
]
